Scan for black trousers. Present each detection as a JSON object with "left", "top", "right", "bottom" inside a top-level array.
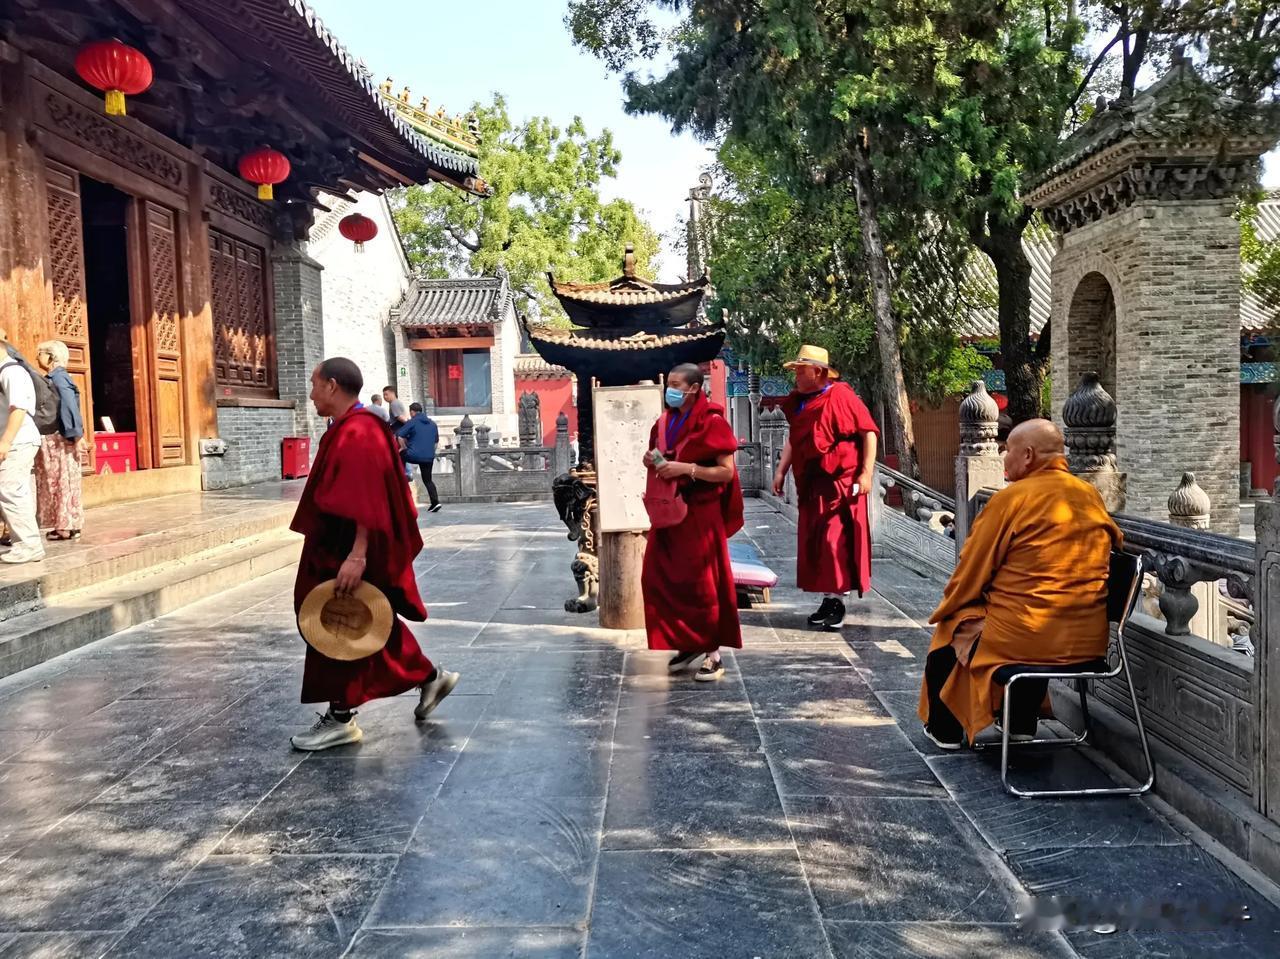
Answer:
[
  {"left": 414, "top": 460, "right": 439, "bottom": 508},
  {"left": 923, "top": 643, "right": 1048, "bottom": 741}
]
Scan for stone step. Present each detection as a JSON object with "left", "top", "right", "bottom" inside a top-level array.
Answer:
[
  {"left": 0, "top": 502, "right": 296, "bottom": 623},
  {"left": 0, "top": 529, "right": 301, "bottom": 680}
]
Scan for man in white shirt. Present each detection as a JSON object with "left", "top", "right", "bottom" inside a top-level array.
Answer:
[
  {"left": 367, "top": 394, "right": 391, "bottom": 423},
  {"left": 0, "top": 330, "right": 45, "bottom": 564}
]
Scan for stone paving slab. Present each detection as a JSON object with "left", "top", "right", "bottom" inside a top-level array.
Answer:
[{"left": 0, "top": 500, "right": 1274, "bottom": 956}]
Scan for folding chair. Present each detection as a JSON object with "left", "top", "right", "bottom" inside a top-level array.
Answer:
[{"left": 987, "top": 550, "right": 1155, "bottom": 799}]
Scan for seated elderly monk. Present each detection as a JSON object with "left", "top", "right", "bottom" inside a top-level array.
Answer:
[{"left": 917, "top": 419, "right": 1122, "bottom": 749}]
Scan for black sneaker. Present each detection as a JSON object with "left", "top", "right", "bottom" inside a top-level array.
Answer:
[
  {"left": 694, "top": 657, "right": 725, "bottom": 682},
  {"left": 922, "top": 724, "right": 964, "bottom": 751},
  {"left": 668, "top": 651, "right": 705, "bottom": 674},
  {"left": 820, "top": 598, "right": 847, "bottom": 630},
  {"left": 807, "top": 598, "right": 836, "bottom": 626},
  {"left": 428, "top": 504, "right": 442, "bottom": 513}
]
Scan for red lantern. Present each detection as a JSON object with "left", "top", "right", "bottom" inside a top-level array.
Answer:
[
  {"left": 338, "top": 213, "right": 378, "bottom": 252},
  {"left": 74, "top": 39, "right": 153, "bottom": 117},
  {"left": 238, "top": 147, "right": 290, "bottom": 201}
]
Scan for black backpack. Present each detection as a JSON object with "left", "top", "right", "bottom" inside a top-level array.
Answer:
[{"left": 1, "top": 349, "right": 60, "bottom": 435}]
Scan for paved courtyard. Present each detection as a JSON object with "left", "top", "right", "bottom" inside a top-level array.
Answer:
[{"left": 0, "top": 500, "right": 1277, "bottom": 957}]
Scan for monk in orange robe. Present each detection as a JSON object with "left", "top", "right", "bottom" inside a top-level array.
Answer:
[
  {"left": 288, "top": 357, "right": 459, "bottom": 752},
  {"left": 917, "top": 419, "right": 1122, "bottom": 749},
  {"left": 773, "top": 346, "right": 879, "bottom": 631}
]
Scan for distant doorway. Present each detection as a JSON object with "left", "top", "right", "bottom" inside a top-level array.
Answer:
[{"left": 81, "top": 177, "right": 140, "bottom": 440}]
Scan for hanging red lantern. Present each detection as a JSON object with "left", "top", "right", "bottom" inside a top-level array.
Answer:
[
  {"left": 238, "top": 147, "right": 290, "bottom": 201},
  {"left": 338, "top": 213, "right": 378, "bottom": 252},
  {"left": 74, "top": 39, "right": 153, "bottom": 117}
]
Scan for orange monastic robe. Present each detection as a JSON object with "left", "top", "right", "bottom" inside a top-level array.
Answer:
[{"left": 917, "top": 458, "right": 1122, "bottom": 742}]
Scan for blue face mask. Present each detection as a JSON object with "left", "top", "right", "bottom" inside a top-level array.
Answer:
[{"left": 665, "top": 386, "right": 688, "bottom": 409}]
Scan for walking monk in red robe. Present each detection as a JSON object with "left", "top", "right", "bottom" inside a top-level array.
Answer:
[
  {"left": 773, "top": 346, "right": 879, "bottom": 631},
  {"left": 288, "top": 357, "right": 459, "bottom": 751},
  {"left": 642, "top": 363, "right": 745, "bottom": 682}
]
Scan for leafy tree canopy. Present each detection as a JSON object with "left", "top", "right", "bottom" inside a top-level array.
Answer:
[{"left": 391, "top": 94, "right": 660, "bottom": 319}]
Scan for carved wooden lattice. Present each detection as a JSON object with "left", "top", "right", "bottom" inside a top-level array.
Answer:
[
  {"left": 143, "top": 201, "right": 185, "bottom": 465},
  {"left": 210, "top": 229, "right": 273, "bottom": 393}
]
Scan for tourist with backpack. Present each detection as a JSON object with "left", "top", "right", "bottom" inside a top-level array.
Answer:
[
  {"left": 35, "top": 340, "right": 84, "bottom": 541},
  {"left": 0, "top": 329, "right": 50, "bottom": 564}
]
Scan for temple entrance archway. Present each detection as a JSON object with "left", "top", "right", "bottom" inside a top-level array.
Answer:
[{"left": 1067, "top": 271, "right": 1118, "bottom": 399}]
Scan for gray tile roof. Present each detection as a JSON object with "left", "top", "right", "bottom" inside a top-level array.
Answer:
[
  {"left": 396, "top": 276, "right": 513, "bottom": 329},
  {"left": 951, "top": 196, "right": 1280, "bottom": 339}
]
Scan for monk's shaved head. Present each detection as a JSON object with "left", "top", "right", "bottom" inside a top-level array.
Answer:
[{"left": 1003, "top": 418, "right": 1065, "bottom": 482}]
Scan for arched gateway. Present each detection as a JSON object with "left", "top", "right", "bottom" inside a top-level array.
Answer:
[{"left": 1027, "top": 56, "right": 1280, "bottom": 535}]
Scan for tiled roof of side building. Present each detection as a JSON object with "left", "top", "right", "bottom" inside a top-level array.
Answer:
[{"left": 397, "top": 276, "right": 513, "bottom": 328}]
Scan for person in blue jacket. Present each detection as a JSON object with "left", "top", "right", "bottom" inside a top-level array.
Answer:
[{"left": 396, "top": 403, "right": 441, "bottom": 513}]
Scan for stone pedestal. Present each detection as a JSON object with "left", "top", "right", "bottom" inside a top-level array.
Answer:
[
  {"left": 598, "top": 531, "right": 646, "bottom": 629},
  {"left": 954, "top": 381, "right": 1005, "bottom": 555}
]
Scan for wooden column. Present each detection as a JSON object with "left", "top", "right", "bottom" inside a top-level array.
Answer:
[{"left": 598, "top": 530, "right": 646, "bottom": 629}]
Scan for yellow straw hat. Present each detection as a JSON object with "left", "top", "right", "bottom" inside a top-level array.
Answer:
[
  {"left": 298, "top": 580, "right": 394, "bottom": 661},
  {"left": 783, "top": 344, "right": 840, "bottom": 379}
]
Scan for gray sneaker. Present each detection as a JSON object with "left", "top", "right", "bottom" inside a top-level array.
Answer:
[
  {"left": 290, "top": 710, "right": 362, "bottom": 751},
  {"left": 415, "top": 669, "right": 460, "bottom": 720}
]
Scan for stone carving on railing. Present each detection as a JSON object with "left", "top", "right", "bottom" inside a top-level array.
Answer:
[
  {"left": 735, "top": 442, "right": 764, "bottom": 492},
  {"left": 871, "top": 464, "right": 957, "bottom": 577},
  {"left": 475, "top": 424, "right": 492, "bottom": 448},
  {"left": 1064, "top": 371, "right": 1126, "bottom": 511},
  {"left": 954, "top": 381, "right": 1004, "bottom": 552}
]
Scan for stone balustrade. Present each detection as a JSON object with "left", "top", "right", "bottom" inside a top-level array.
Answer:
[{"left": 430, "top": 412, "right": 572, "bottom": 503}]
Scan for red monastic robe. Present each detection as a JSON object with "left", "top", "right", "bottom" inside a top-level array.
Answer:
[
  {"left": 290, "top": 406, "right": 434, "bottom": 707},
  {"left": 642, "top": 393, "right": 745, "bottom": 653},
  {"left": 781, "top": 381, "right": 880, "bottom": 596}
]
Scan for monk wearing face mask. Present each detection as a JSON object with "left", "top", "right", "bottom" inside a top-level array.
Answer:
[
  {"left": 641, "top": 363, "right": 745, "bottom": 682},
  {"left": 917, "top": 419, "right": 1122, "bottom": 750}
]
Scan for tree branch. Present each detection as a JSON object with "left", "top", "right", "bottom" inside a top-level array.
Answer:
[
  {"left": 1069, "top": 29, "right": 1124, "bottom": 110},
  {"left": 446, "top": 226, "right": 480, "bottom": 253}
]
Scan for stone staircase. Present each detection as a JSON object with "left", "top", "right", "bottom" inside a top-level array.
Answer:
[{"left": 0, "top": 484, "right": 303, "bottom": 679}]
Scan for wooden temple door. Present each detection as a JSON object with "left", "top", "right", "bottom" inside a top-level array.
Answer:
[
  {"left": 42, "top": 160, "right": 95, "bottom": 472},
  {"left": 133, "top": 200, "right": 187, "bottom": 467}
]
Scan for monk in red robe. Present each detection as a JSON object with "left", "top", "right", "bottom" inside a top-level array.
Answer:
[
  {"left": 288, "top": 357, "right": 459, "bottom": 751},
  {"left": 773, "top": 346, "right": 879, "bottom": 631},
  {"left": 642, "top": 363, "right": 745, "bottom": 681}
]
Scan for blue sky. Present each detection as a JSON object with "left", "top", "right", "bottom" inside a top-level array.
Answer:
[{"left": 310, "top": 0, "right": 710, "bottom": 280}]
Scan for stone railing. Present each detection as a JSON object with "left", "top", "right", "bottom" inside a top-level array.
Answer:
[
  {"left": 736, "top": 442, "right": 765, "bottom": 493},
  {"left": 870, "top": 465, "right": 956, "bottom": 579},
  {"left": 432, "top": 412, "right": 573, "bottom": 503}
]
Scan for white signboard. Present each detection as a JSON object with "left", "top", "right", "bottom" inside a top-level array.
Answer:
[{"left": 594, "top": 383, "right": 663, "bottom": 533}]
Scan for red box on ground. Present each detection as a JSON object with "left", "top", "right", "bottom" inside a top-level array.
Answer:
[
  {"left": 95, "top": 432, "right": 137, "bottom": 475},
  {"left": 282, "top": 437, "right": 311, "bottom": 479}
]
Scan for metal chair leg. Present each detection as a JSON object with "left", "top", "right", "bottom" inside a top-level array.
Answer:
[{"left": 1077, "top": 679, "right": 1092, "bottom": 745}]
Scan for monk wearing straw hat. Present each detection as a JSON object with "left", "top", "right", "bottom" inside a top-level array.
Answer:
[
  {"left": 288, "top": 357, "right": 459, "bottom": 751},
  {"left": 773, "top": 345, "right": 879, "bottom": 630}
]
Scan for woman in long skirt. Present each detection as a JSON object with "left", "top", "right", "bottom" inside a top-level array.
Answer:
[
  {"left": 35, "top": 340, "right": 85, "bottom": 540},
  {"left": 641, "top": 363, "right": 744, "bottom": 681}
]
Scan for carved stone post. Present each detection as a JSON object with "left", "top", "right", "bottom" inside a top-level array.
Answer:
[
  {"left": 456, "top": 415, "right": 479, "bottom": 498},
  {"left": 1256, "top": 499, "right": 1280, "bottom": 823},
  {"left": 1274, "top": 394, "right": 1280, "bottom": 496},
  {"left": 954, "top": 381, "right": 1005, "bottom": 555},
  {"left": 519, "top": 391, "right": 542, "bottom": 447},
  {"left": 553, "top": 411, "right": 572, "bottom": 476},
  {"left": 1155, "top": 473, "right": 1213, "bottom": 637},
  {"left": 475, "top": 424, "right": 492, "bottom": 448},
  {"left": 748, "top": 368, "right": 762, "bottom": 442},
  {"left": 1064, "top": 371, "right": 1127, "bottom": 512}
]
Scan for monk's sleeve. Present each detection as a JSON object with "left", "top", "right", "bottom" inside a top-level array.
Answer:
[
  {"left": 702, "top": 412, "right": 740, "bottom": 457},
  {"left": 929, "top": 491, "right": 1017, "bottom": 626},
  {"left": 309, "top": 423, "right": 400, "bottom": 537}
]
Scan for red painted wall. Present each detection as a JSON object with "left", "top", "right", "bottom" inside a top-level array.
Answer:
[
  {"left": 1241, "top": 385, "right": 1276, "bottom": 495},
  {"left": 517, "top": 376, "right": 576, "bottom": 447}
]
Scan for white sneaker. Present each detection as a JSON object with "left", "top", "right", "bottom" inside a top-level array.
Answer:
[
  {"left": 290, "top": 710, "right": 362, "bottom": 751},
  {"left": 415, "top": 669, "right": 460, "bottom": 720},
  {"left": 1, "top": 545, "right": 45, "bottom": 564}
]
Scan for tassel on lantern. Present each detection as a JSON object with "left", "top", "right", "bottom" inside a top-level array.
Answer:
[
  {"left": 257, "top": 184, "right": 273, "bottom": 201},
  {"left": 105, "top": 89, "right": 127, "bottom": 116}
]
